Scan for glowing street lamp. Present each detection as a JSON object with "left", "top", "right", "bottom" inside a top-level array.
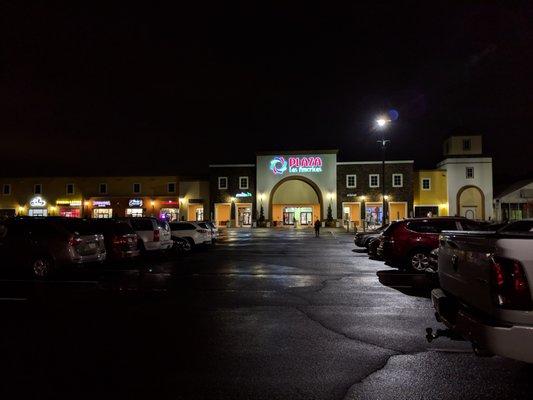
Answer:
[
  {"left": 376, "top": 117, "right": 389, "bottom": 128},
  {"left": 375, "top": 115, "right": 392, "bottom": 227}
]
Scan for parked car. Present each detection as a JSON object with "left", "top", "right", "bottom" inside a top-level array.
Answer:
[
  {"left": 122, "top": 217, "right": 172, "bottom": 253},
  {"left": 197, "top": 221, "right": 217, "bottom": 244},
  {"left": 430, "top": 219, "right": 533, "bottom": 362},
  {"left": 89, "top": 219, "right": 140, "bottom": 261},
  {"left": 169, "top": 221, "right": 212, "bottom": 248},
  {"left": 354, "top": 224, "right": 388, "bottom": 249},
  {"left": 379, "top": 217, "right": 487, "bottom": 271},
  {"left": 0, "top": 217, "right": 106, "bottom": 278}
]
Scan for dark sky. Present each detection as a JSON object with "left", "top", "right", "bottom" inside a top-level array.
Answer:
[{"left": 1, "top": 2, "right": 532, "bottom": 185}]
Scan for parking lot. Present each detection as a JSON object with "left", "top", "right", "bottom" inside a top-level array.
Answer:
[{"left": 0, "top": 228, "right": 531, "bottom": 399}]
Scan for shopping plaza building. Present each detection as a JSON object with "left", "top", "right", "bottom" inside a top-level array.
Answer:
[{"left": 0, "top": 135, "right": 501, "bottom": 227}]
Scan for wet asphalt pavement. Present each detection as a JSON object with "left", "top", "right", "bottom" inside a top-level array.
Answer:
[{"left": 0, "top": 228, "right": 531, "bottom": 399}]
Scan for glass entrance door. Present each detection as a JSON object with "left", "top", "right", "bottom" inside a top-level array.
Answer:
[
  {"left": 300, "top": 212, "right": 312, "bottom": 225},
  {"left": 242, "top": 212, "right": 251, "bottom": 226},
  {"left": 283, "top": 212, "right": 295, "bottom": 225}
]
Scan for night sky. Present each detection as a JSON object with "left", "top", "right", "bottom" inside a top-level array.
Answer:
[{"left": 1, "top": 2, "right": 532, "bottom": 186}]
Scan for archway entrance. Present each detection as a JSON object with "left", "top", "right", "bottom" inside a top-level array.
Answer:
[
  {"left": 269, "top": 176, "right": 323, "bottom": 226},
  {"left": 457, "top": 185, "right": 485, "bottom": 220}
]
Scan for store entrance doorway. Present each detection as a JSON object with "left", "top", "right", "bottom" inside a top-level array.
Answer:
[{"left": 282, "top": 207, "right": 313, "bottom": 226}]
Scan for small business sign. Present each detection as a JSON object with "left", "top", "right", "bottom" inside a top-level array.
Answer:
[
  {"left": 235, "top": 192, "right": 253, "bottom": 198},
  {"left": 56, "top": 200, "right": 82, "bottom": 207},
  {"left": 128, "top": 198, "right": 143, "bottom": 208},
  {"left": 161, "top": 200, "right": 179, "bottom": 206},
  {"left": 29, "top": 196, "right": 46, "bottom": 207},
  {"left": 346, "top": 193, "right": 358, "bottom": 197},
  {"left": 93, "top": 200, "right": 111, "bottom": 208},
  {"left": 270, "top": 156, "right": 323, "bottom": 175}
]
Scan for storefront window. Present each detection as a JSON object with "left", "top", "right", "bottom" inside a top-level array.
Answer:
[
  {"left": 93, "top": 209, "right": 113, "bottom": 218},
  {"left": 160, "top": 208, "right": 179, "bottom": 222},
  {"left": 365, "top": 205, "right": 382, "bottom": 228},
  {"left": 195, "top": 208, "right": 204, "bottom": 221},
  {"left": 29, "top": 209, "right": 48, "bottom": 217},
  {"left": 59, "top": 207, "right": 81, "bottom": 218},
  {"left": 126, "top": 208, "right": 143, "bottom": 218}
]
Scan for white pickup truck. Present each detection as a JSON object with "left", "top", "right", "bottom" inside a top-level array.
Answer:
[{"left": 430, "top": 220, "right": 533, "bottom": 362}]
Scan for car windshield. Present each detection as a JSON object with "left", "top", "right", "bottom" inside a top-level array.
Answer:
[
  {"left": 499, "top": 220, "right": 533, "bottom": 234},
  {"left": 197, "top": 222, "right": 208, "bottom": 229}
]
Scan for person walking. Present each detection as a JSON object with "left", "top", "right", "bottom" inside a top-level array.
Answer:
[{"left": 314, "top": 219, "right": 321, "bottom": 237}]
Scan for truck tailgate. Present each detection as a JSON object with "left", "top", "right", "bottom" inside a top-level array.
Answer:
[{"left": 438, "top": 232, "right": 496, "bottom": 315}]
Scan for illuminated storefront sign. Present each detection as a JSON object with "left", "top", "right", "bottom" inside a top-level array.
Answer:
[
  {"left": 270, "top": 156, "right": 287, "bottom": 175},
  {"left": 161, "top": 200, "right": 179, "bottom": 205},
  {"left": 235, "top": 192, "right": 253, "bottom": 198},
  {"left": 29, "top": 196, "right": 47, "bottom": 207},
  {"left": 346, "top": 193, "right": 358, "bottom": 197},
  {"left": 270, "top": 156, "right": 323, "bottom": 175},
  {"left": 56, "top": 200, "right": 82, "bottom": 207},
  {"left": 93, "top": 200, "right": 111, "bottom": 208},
  {"left": 128, "top": 198, "right": 143, "bottom": 207}
]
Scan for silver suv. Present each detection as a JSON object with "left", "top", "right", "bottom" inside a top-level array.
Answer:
[{"left": 122, "top": 217, "right": 173, "bottom": 253}]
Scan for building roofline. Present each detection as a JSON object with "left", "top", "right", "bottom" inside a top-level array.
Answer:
[
  {"left": 337, "top": 160, "right": 414, "bottom": 165},
  {"left": 437, "top": 157, "right": 492, "bottom": 167},
  {"left": 209, "top": 164, "right": 256, "bottom": 168},
  {"left": 494, "top": 178, "right": 533, "bottom": 199},
  {"left": 255, "top": 149, "right": 338, "bottom": 155},
  {"left": 446, "top": 134, "right": 482, "bottom": 139}
]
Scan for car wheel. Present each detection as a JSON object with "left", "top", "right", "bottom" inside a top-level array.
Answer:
[
  {"left": 409, "top": 250, "right": 430, "bottom": 272},
  {"left": 185, "top": 237, "right": 195, "bottom": 249},
  {"left": 31, "top": 255, "right": 53, "bottom": 279}
]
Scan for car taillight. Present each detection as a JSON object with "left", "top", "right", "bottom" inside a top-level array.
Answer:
[
  {"left": 490, "top": 257, "right": 532, "bottom": 310},
  {"left": 112, "top": 235, "right": 127, "bottom": 246},
  {"left": 153, "top": 229, "right": 160, "bottom": 242},
  {"left": 69, "top": 236, "right": 83, "bottom": 247}
]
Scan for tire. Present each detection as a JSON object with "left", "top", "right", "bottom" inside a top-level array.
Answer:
[
  {"left": 185, "top": 237, "right": 195, "bottom": 249},
  {"left": 29, "top": 255, "right": 53, "bottom": 279},
  {"left": 408, "top": 249, "right": 431, "bottom": 272}
]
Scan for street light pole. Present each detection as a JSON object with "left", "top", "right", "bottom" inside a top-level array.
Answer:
[{"left": 375, "top": 117, "right": 391, "bottom": 227}]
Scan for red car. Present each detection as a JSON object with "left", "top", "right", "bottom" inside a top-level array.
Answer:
[{"left": 379, "top": 217, "right": 484, "bottom": 271}]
